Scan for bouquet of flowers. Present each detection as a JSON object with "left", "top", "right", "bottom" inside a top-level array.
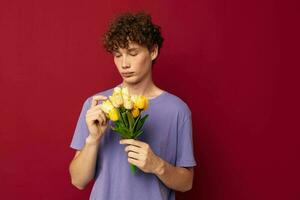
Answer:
[{"left": 99, "top": 86, "right": 149, "bottom": 174}]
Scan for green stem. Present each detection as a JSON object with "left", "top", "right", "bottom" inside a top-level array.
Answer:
[{"left": 130, "top": 164, "right": 137, "bottom": 174}]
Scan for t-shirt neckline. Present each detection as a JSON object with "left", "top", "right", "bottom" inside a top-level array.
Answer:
[{"left": 149, "top": 90, "right": 167, "bottom": 103}]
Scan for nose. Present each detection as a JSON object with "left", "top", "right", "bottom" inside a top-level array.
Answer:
[{"left": 121, "top": 55, "right": 130, "bottom": 69}]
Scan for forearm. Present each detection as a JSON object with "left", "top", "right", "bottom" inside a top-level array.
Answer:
[
  {"left": 69, "top": 135, "right": 101, "bottom": 189},
  {"left": 154, "top": 158, "right": 194, "bottom": 192}
]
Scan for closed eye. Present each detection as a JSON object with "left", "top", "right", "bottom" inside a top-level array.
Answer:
[{"left": 129, "top": 53, "right": 138, "bottom": 56}]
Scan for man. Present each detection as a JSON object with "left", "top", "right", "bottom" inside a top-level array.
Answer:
[{"left": 69, "top": 12, "right": 196, "bottom": 200}]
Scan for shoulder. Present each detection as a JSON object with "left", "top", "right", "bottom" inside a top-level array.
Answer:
[{"left": 162, "top": 91, "right": 192, "bottom": 118}]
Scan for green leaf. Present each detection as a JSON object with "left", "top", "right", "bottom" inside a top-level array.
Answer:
[
  {"left": 121, "top": 112, "right": 129, "bottom": 128},
  {"left": 126, "top": 111, "right": 134, "bottom": 132},
  {"left": 118, "top": 120, "right": 126, "bottom": 128},
  {"left": 114, "top": 121, "right": 120, "bottom": 128},
  {"left": 117, "top": 108, "right": 125, "bottom": 125},
  {"left": 116, "top": 126, "right": 131, "bottom": 138},
  {"left": 120, "top": 107, "right": 126, "bottom": 113},
  {"left": 134, "top": 130, "right": 143, "bottom": 139},
  {"left": 135, "top": 114, "right": 149, "bottom": 132},
  {"left": 132, "top": 115, "right": 141, "bottom": 133}
]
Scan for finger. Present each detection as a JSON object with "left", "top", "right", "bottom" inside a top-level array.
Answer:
[
  {"left": 98, "top": 110, "right": 107, "bottom": 119},
  {"left": 86, "top": 111, "right": 101, "bottom": 118},
  {"left": 128, "top": 157, "right": 142, "bottom": 167},
  {"left": 90, "top": 95, "right": 107, "bottom": 108},
  {"left": 86, "top": 113, "right": 101, "bottom": 121},
  {"left": 87, "top": 108, "right": 105, "bottom": 116},
  {"left": 98, "top": 112, "right": 107, "bottom": 125},
  {"left": 120, "top": 139, "right": 145, "bottom": 147},
  {"left": 89, "top": 110, "right": 107, "bottom": 125},
  {"left": 128, "top": 151, "right": 141, "bottom": 160},
  {"left": 88, "top": 104, "right": 103, "bottom": 112},
  {"left": 86, "top": 115, "right": 100, "bottom": 125},
  {"left": 86, "top": 112, "right": 105, "bottom": 122},
  {"left": 125, "top": 145, "right": 144, "bottom": 154},
  {"left": 88, "top": 105, "right": 109, "bottom": 119}
]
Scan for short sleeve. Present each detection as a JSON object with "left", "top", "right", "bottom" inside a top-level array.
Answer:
[
  {"left": 70, "top": 97, "right": 91, "bottom": 150},
  {"left": 176, "top": 112, "right": 197, "bottom": 167}
]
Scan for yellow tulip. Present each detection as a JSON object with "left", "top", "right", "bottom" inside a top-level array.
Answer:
[
  {"left": 99, "top": 100, "right": 114, "bottom": 114},
  {"left": 111, "top": 87, "right": 123, "bottom": 107},
  {"left": 123, "top": 97, "right": 133, "bottom": 109},
  {"left": 109, "top": 96, "right": 117, "bottom": 107},
  {"left": 121, "top": 87, "right": 129, "bottom": 97},
  {"left": 108, "top": 108, "right": 119, "bottom": 121},
  {"left": 109, "top": 94, "right": 123, "bottom": 108},
  {"left": 131, "top": 95, "right": 137, "bottom": 103},
  {"left": 113, "top": 86, "right": 122, "bottom": 95},
  {"left": 115, "top": 93, "right": 123, "bottom": 106},
  {"left": 120, "top": 87, "right": 133, "bottom": 109},
  {"left": 135, "top": 95, "right": 148, "bottom": 110},
  {"left": 144, "top": 97, "right": 149, "bottom": 110},
  {"left": 131, "top": 107, "right": 140, "bottom": 118}
]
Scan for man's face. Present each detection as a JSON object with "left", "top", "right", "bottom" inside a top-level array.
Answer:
[{"left": 113, "top": 41, "right": 158, "bottom": 85}]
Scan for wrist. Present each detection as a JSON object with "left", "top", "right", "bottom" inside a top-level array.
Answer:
[
  {"left": 154, "top": 156, "right": 166, "bottom": 176},
  {"left": 85, "top": 134, "right": 102, "bottom": 146}
]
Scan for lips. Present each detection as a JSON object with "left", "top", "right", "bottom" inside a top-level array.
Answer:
[{"left": 121, "top": 72, "right": 134, "bottom": 77}]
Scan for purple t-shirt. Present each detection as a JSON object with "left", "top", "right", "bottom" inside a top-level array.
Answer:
[{"left": 70, "top": 87, "right": 196, "bottom": 200}]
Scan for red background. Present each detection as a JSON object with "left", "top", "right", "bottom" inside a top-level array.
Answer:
[{"left": 1, "top": 0, "right": 299, "bottom": 199}]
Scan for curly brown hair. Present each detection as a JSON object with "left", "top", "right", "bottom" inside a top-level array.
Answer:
[{"left": 102, "top": 11, "right": 164, "bottom": 62}]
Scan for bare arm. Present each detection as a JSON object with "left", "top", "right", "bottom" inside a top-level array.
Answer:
[
  {"left": 155, "top": 158, "right": 194, "bottom": 192},
  {"left": 69, "top": 136, "right": 102, "bottom": 190},
  {"left": 69, "top": 95, "right": 108, "bottom": 190}
]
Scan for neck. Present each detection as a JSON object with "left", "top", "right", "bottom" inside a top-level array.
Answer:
[{"left": 120, "top": 73, "right": 156, "bottom": 98}]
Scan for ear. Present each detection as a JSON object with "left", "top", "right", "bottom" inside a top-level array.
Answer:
[{"left": 150, "top": 44, "right": 158, "bottom": 61}]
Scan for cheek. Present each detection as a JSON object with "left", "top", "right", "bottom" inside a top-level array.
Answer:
[
  {"left": 113, "top": 57, "right": 118, "bottom": 65},
  {"left": 114, "top": 58, "right": 122, "bottom": 70},
  {"left": 134, "top": 55, "right": 151, "bottom": 70}
]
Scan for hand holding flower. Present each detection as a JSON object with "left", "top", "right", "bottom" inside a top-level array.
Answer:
[{"left": 120, "top": 139, "right": 164, "bottom": 175}]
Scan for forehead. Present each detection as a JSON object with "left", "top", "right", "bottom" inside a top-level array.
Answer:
[{"left": 114, "top": 41, "right": 145, "bottom": 53}]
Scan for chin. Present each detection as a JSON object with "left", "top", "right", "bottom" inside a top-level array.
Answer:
[{"left": 123, "top": 77, "right": 141, "bottom": 85}]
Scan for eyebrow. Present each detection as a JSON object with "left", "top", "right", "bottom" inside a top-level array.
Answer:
[
  {"left": 114, "top": 47, "right": 139, "bottom": 54},
  {"left": 127, "top": 47, "right": 139, "bottom": 52}
]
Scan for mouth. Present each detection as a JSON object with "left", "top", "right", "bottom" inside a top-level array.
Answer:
[{"left": 121, "top": 72, "right": 134, "bottom": 77}]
